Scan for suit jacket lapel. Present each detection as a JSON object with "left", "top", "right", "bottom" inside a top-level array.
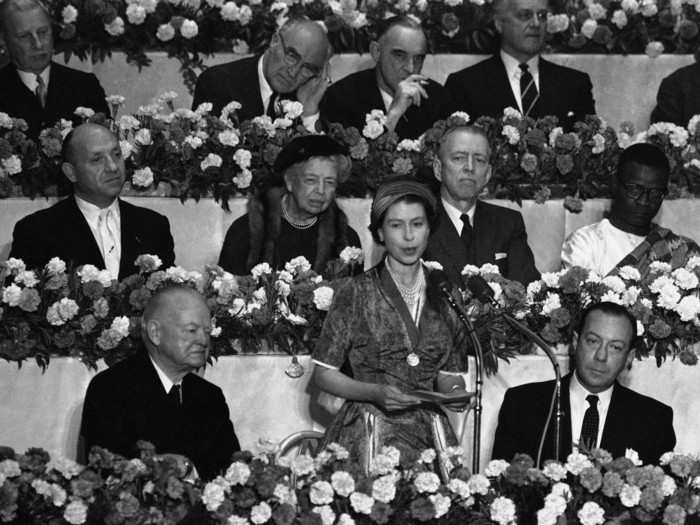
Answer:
[
  {"left": 472, "top": 200, "right": 493, "bottom": 265},
  {"left": 431, "top": 203, "right": 469, "bottom": 280},
  {"left": 491, "top": 56, "right": 519, "bottom": 111},
  {"left": 535, "top": 59, "right": 558, "bottom": 118},
  {"left": 600, "top": 382, "right": 626, "bottom": 457},
  {"left": 45, "top": 62, "right": 63, "bottom": 116},
  {"left": 119, "top": 199, "right": 136, "bottom": 277},
  {"left": 560, "top": 374, "right": 573, "bottom": 459},
  {"left": 62, "top": 196, "right": 105, "bottom": 268}
]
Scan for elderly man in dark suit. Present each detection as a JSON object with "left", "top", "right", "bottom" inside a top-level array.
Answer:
[
  {"left": 424, "top": 125, "right": 539, "bottom": 286},
  {"left": 320, "top": 16, "right": 453, "bottom": 140},
  {"left": 9, "top": 123, "right": 174, "bottom": 279},
  {"left": 0, "top": 0, "right": 109, "bottom": 138},
  {"left": 444, "top": 0, "right": 594, "bottom": 126},
  {"left": 192, "top": 17, "right": 330, "bottom": 129},
  {"left": 81, "top": 285, "right": 240, "bottom": 480},
  {"left": 492, "top": 302, "right": 676, "bottom": 465},
  {"left": 651, "top": 61, "right": 700, "bottom": 126}
]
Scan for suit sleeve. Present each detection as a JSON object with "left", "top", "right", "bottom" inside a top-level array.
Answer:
[
  {"left": 491, "top": 389, "right": 522, "bottom": 461},
  {"left": 651, "top": 75, "right": 683, "bottom": 125},
  {"left": 86, "top": 73, "right": 110, "bottom": 118},
  {"left": 8, "top": 217, "right": 49, "bottom": 271},
  {"left": 653, "top": 405, "right": 676, "bottom": 464},
  {"left": 320, "top": 84, "right": 365, "bottom": 132},
  {"left": 574, "top": 72, "right": 595, "bottom": 121},
  {"left": 444, "top": 73, "right": 471, "bottom": 115},
  {"left": 204, "top": 388, "right": 240, "bottom": 479},
  {"left": 157, "top": 214, "right": 176, "bottom": 268},
  {"left": 218, "top": 217, "right": 250, "bottom": 275},
  {"left": 80, "top": 376, "right": 134, "bottom": 459},
  {"left": 506, "top": 212, "right": 540, "bottom": 285}
]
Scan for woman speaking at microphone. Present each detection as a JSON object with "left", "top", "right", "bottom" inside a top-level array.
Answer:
[{"left": 312, "top": 176, "right": 473, "bottom": 475}]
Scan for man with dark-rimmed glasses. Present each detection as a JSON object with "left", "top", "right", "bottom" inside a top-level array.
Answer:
[
  {"left": 561, "top": 142, "right": 700, "bottom": 277},
  {"left": 192, "top": 17, "right": 331, "bottom": 130}
]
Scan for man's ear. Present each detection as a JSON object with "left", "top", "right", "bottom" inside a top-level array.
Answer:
[
  {"left": 625, "top": 347, "right": 635, "bottom": 370},
  {"left": 145, "top": 319, "right": 161, "bottom": 346},
  {"left": 62, "top": 162, "right": 77, "bottom": 183},
  {"left": 493, "top": 13, "right": 504, "bottom": 34},
  {"left": 432, "top": 157, "right": 443, "bottom": 182},
  {"left": 369, "top": 40, "right": 381, "bottom": 63},
  {"left": 484, "top": 164, "right": 492, "bottom": 185},
  {"left": 571, "top": 331, "right": 579, "bottom": 355}
]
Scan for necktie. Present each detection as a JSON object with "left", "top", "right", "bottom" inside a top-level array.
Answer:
[
  {"left": 35, "top": 74, "right": 47, "bottom": 108},
  {"left": 168, "top": 384, "right": 181, "bottom": 408},
  {"left": 579, "top": 394, "right": 599, "bottom": 451},
  {"left": 460, "top": 214, "right": 474, "bottom": 260},
  {"left": 519, "top": 63, "right": 539, "bottom": 117},
  {"left": 98, "top": 208, "right": 120, "bottom": 280},
  {"left": 266, "top": 92, "right": 279, "bottom": 118}
]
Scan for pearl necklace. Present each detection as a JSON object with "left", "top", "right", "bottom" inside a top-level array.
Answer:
[
  {"left": 386, "top": 261, "right": 425, "bottom": 311},
  {"left": 281, "top": 194, "right": 318, "bottom": 230}
]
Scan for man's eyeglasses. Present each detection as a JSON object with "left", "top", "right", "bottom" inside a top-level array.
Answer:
[
  {"left": 621, "top": 182, "right": 667, "bottom": 202},
  {"left": 277, "top": 32, "right": 322, "bottom": 80},
  {"left": 513, "top": 9, "right": 549, "bottom": 23}
]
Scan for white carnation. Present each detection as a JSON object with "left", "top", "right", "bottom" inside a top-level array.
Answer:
[
  {"left": 224, "top": 461, "right": 250, "bottom": 485},
  {"left": 62, "top": 5, "right": 78, "bottom": 24},
  {"left": 430, "top": 493, "right": 451, "bottom": 518},
  {"left": 349, "top": 492, "right": 374, "bottom": 514},
  {"left": 180, "top": 19, "right": 199, "bottom": 38},
  {"left": 63, "top": 500, "right": 88, "bottom": 524},
  {"left": 156, "top": 23, "right": 175, "bottom": 41},
  {"left": 104, "top": 16, "right": 125, "bottom": 36},
  {"left": 581, "top": 18, "right": 598, "bottom": 38},
  {"left": 331, "top": 471, "right": 355, "bottom": 497},
  {"left": 467, "top": 473, "right": 490, "bottom": 495},
  {"left": 126, "top": 4, "right": 146, "bottom": 24},
  {"left": 233, "top": 148, "right": 252, "bottom": 169},
  {"left": 577, "top": 501, "right": 605, "bottom": 525},
  {"left": 201, "top": 153, "right": 223, "bottom": 171},
  {"left": 490, "top": 496, "right": 516, "bottom": 525},
  {"left": 372, "top": 474, "right": 397, "bottom": 503},
  {"left": 485, "top": 459, "right": 510, "bottom": 477},
  {"left": 565, "top": 450, "right": 593, "bottom": 475},
  {"left": 310, "top": 480, "right": 334, "bottom": 505},
  {"left": 132, "top": 167, "right": 154, "bottom": 187}
]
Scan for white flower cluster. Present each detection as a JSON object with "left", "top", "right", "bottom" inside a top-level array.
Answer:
[
  {"left": 363, "top": 110, "right": 386, "bottom": 140},
  {"left": 313, "top": 286, "right": 334, "bottom": 311},
  {"left": 490, "top": 495, "right": 517, "bottom": 525},
  {"left": 97, "top": 316, "right": 131, "bottom": 350},
  {"left": 646, "top": 121, "right": 688, "bottom": 147},
  {"left": 370, "top": 445, "right": 400, "bottom": 475},
  {"left": 46, "top": 298, "right": 80, "bottom": 326}
]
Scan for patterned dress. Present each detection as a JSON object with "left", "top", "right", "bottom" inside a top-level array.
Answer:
[{"left": 312, "top": 262, "right": 468, "bottom": 475}]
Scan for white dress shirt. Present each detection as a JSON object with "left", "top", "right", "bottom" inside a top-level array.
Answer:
[
  {"left": 441, "top": 197, "right": 476, "bottom": 236},
  {"left": 149, "top": 355, "right": 183, "bottom": 401},
  {"left": 257, "top": 56, "right": 319, "bottom": 131},
  {"left": 500, "top": 51, "right": 540, "bottom": 115},
  {"left": 74, "top": 195, "right": 122, "bottom": 279},
  {"left": 17, "top": 65, "right": 50, "bottom": 94},
  {"left": 560, "top": 218, "right": 645, "bottom": 276},
  {"left": 569, "top": 372, "right": 613, "bottom": 450}
]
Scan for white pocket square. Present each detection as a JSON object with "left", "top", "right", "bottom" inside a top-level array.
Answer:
[{"left": 495, "top": 253, "right": 508, "bottom": 260}]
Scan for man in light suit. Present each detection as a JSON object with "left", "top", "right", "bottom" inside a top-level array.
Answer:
[
  {"left": 9, "top": 123, "right": 174, "bottom": 279},
  {"left": 192, "top": 17, "right": 330, "bottom": 129},
  {"left": 0, "top": 0, "right": 109, "bottom": 138},
  {"left": 81, "top": 285, "right": 240, "bottom": 480},
  {"left": 492, "top": 302, "right": 676, "bottom": 465},
  {"left": 424, "top": 125, "right": 539, "bottom": 286},
  {"left": 320, "top": 16, "right": 453, "bottom": 140},
  {"left": 444, "top": 0, "right": 594, "bottom": 126}
]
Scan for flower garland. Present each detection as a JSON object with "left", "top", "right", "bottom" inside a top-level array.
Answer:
[
  {"left": 42, "top": 0, "right": 700, "bottom": 90},
  {"left": 1, "top": 441, "right": 699, "bottom": 524},
  {"left": 1, "top": 250, "right": 698, "bottom": 370},
  {"left": 1, "top": 99, "right": 699, "bottom": 209}
]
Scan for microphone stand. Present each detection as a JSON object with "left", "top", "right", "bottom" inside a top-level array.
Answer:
[
  {"left": 500, "top": 314, "right": 562, "bottom": 467},
  {"left": 437, "top": 288, "right": 484, "bottom": 474},
  {"left": 465, "top": 275, "right": 562, "bottom": 467}
]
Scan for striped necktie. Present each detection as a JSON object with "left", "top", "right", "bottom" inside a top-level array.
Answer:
[
  {"left": 35, "top": 74, "right": 47, "bottom": 108},
  {"left": 519, "top": 63, "right": 539, "bottom": 117}
]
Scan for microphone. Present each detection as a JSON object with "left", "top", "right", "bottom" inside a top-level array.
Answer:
[
  {"left": 466, "top": 274, "right": 563, "bottom": 467},
  {"left": 428, "top": 270, "right": 485, "bottom": 474}
]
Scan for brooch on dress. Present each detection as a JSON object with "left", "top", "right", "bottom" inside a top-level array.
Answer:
[{"left": 406, "top": 352, "right": 420, "bottom": 367}]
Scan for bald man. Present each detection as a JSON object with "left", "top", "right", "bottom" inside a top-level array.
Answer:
[
  {"left": 8, "top": 123, "right": 174, "bottom": 279},
  {"left": 193, "top": 16, "right": 330, "bottom": 129},
  {"left": 81, "top": 285, "right": 240, "bottom": 480},
  {"left": 0, "top": 0, "right": 109, "bottom": 138}
]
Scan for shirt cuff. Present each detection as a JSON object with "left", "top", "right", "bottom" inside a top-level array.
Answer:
[
  {"left": 302, "top": 113, "right": 320, "bottom": 133},
  {"left": 312, "top": 358, "right": 339, "bottom": 370}
]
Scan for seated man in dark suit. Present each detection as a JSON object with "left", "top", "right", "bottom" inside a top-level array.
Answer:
[
  {"left": 651, "top": 61, "right": 700, "bottom": 126},
  {"left": 9, "top": 123, "right": 175, "bottom": 280},
  {"left": 219, "top": 134, "right": 361, "bottom": 275},
  {"left": 492, "top": 302, "right": 676, "bottom": 465},
  {"left": 0, "top": 0, "right": 109, "bottom": 138},
  {"left": 424, "top": 125, "right": 539, "bottom": 286},
  {"left": 320, "top": 16, "right": 452, "bottom": 140},
  {"left": 81, "top": 285, "right": 240, "bottom": 480},
  {"left": 192, "top": 17, "right": 330, "bottom": 130},
  {"left": 444, "top": 0, "right": 594, "bottom": 126}
]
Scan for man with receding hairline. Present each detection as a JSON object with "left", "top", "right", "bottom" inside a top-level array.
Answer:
[
  {"left": 9, "top": 123, "right": 175, "bottom": 279},
  {"left": 320, "top": 16, "right": 453, "bottom": 139},
  {"left": 424, "top": 125, "right": 539, "bottom": 286},
  {"left": 492, "top": 302, "right": 675, "bottom": 465},
  {"left": 0, "top": 0, "right": 109, "bottom": 138},
  {"left": 81, "top": 285, "right": 240, "bottom": 480},
  {"left": 444, "top": 0, "right": 594, "bottom": 126},
  {"left": 193, "top": 17, "right": 331, "bottom": 129}
]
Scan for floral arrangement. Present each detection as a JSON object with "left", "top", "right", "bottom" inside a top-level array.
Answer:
[
  {"left": 2, "top": 440, "right": 700, "bottom": 525},
  {"left": 3, "top": 99, "right": 700, "bottom": 209},
  {"left": 0, "top": 250, "right": 363, "bottom": 369},
  {"left": 515, "top": 260, "right": 700, "bottom": 365},
  {"left": 42, "top": 0, "right": 700, "bottom": 91}
]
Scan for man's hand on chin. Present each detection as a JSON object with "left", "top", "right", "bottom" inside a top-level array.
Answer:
[
  {"left": 297, "top": 63, "right": 331, "bottom": 117},
  {"left": 385, "top": 74, "right": 429, "bottom": 131}
]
